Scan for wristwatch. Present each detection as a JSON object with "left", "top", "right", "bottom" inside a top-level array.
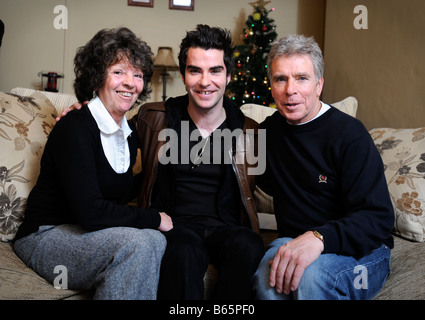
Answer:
[{"left": 313, "top": 230, "right": 324, "bottom": 243}]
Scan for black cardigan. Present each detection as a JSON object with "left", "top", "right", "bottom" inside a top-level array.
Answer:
[{"left": 15, "top": 105, "right": 160, "bottom": 240}]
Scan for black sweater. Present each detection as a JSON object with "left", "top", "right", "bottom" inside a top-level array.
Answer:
[
  {"left": 259, "top": 106, "right": 394, "bottom": 259},
  {"left": 15, "top": 105, "right": 160, "bottom": 240}
]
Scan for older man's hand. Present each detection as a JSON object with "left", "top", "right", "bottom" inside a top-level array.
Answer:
[{"left": 269, "top": 231, "right": 324, "bottom": 295}]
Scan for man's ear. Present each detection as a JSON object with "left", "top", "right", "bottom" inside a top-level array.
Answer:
[{"left": 316, "top": 77, "right": 324, "bottom": 97}]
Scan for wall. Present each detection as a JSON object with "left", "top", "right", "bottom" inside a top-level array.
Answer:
[
  {"left": 0, "top": 0, "right": 65, "bottom": 93},
  {"left": 0, "top": 0, "right": 325, "bottom": 103},
  {"left": 323, "top": 0, "right": 425, "bottom": 129}
]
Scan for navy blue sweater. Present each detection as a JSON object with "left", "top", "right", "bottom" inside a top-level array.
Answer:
[
  {"left": 15, "top": 105, "right": 160, "bottom": 240},
  {"left": 259, "top": 106, "right": 394, "bottom": 258}
]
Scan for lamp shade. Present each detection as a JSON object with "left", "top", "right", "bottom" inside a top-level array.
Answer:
[{"left": 154, "top": 47, "right": 179, "bottom": 70}]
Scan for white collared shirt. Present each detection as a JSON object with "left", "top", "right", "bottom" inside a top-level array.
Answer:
[{"left": 88, "top": 97, "right": 132, "bottom": 174}]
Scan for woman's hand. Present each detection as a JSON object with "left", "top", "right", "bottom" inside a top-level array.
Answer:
[{"left": 158, "top": 212, "right": 173, "bottom": 232}]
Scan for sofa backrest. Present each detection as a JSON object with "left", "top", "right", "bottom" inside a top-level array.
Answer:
[{"left": 11, "top": 87, "right": 78, "bottom": 115}]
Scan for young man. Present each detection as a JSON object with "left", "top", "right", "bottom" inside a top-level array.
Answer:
[
  {"left": 253, "top": 35, "right": 394, "bottom": 300},
  {"left": 132, "top": 25, "right": 265, "bottom": 299}
]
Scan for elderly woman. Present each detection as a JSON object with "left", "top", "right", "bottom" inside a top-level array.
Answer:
[{"left": 13, "top": 27, "right": 172, "bottom": 300}]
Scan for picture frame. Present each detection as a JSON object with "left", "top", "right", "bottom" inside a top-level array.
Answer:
[
  {"left": 128, "top": 0, "right": 154, "bottom": 8},
  {"left": 169, "top": 0, "right": 194, "bottom": 11}
]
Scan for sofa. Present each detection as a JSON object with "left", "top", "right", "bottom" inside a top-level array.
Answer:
[{"left": 1, "top": 88, "right": 424, "bottom": 300}]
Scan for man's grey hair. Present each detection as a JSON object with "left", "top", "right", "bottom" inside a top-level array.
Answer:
[{"left": 267, "top": 34, "right": 324, "bottom": 82}]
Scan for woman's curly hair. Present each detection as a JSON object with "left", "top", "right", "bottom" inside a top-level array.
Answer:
[{"left": 73, "top": 27, "right": 153, "bottom": 103}]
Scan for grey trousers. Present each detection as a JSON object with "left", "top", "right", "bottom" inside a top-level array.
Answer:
[{"left": 14, "top": 224, "right": 166, "bottom": 300}]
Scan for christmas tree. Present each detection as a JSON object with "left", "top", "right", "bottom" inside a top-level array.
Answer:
[{"left": 227, "top": 0, "right": 277, "bottom": 107}]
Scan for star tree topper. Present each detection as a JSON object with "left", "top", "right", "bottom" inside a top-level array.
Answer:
[{"left": 249, "top": 0, "right": 272, "bottom": 15}]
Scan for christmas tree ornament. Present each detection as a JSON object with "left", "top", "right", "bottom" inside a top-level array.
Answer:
[{"left": 253, "top": 12, "right": 261, "bottom": 21}]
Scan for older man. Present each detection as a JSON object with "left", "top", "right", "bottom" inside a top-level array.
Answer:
[{"left": 253, "top": 35, "right": 394, "bottom": 300}]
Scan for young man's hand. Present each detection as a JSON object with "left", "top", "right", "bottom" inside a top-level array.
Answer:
[{"left": 55, "top": 101, "right": 86, "bottom": 122}]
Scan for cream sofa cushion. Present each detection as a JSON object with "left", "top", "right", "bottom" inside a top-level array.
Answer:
[
  {"left": 330, "top": 96, "right": 358, "bottom": 117},
  {"left": 370, "top": 127, "right": 425, "bottom": 242},
  {"left": 0, "top": 91, "right": 57, "bottom": 241}
]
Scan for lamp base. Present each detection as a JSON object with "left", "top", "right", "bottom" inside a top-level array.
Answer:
[{"left": 161, "top": 72, "right": 170, "bottom": 101}]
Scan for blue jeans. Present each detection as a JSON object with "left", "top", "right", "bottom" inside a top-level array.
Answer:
[{"left": 253, "top": 237, "right": 391, "bottom": 300}]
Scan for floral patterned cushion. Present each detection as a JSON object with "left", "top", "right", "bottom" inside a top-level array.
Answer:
[
  {"left": 370, "top": 128, "right": 425, "bottom": 242},
  {"left": 0, "top": 92, "right": 57, "bottom": 241}
]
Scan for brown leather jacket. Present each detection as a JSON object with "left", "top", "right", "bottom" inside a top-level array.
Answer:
[{"left": 130, "top": 95, "right": 260, "bottom": 233}]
